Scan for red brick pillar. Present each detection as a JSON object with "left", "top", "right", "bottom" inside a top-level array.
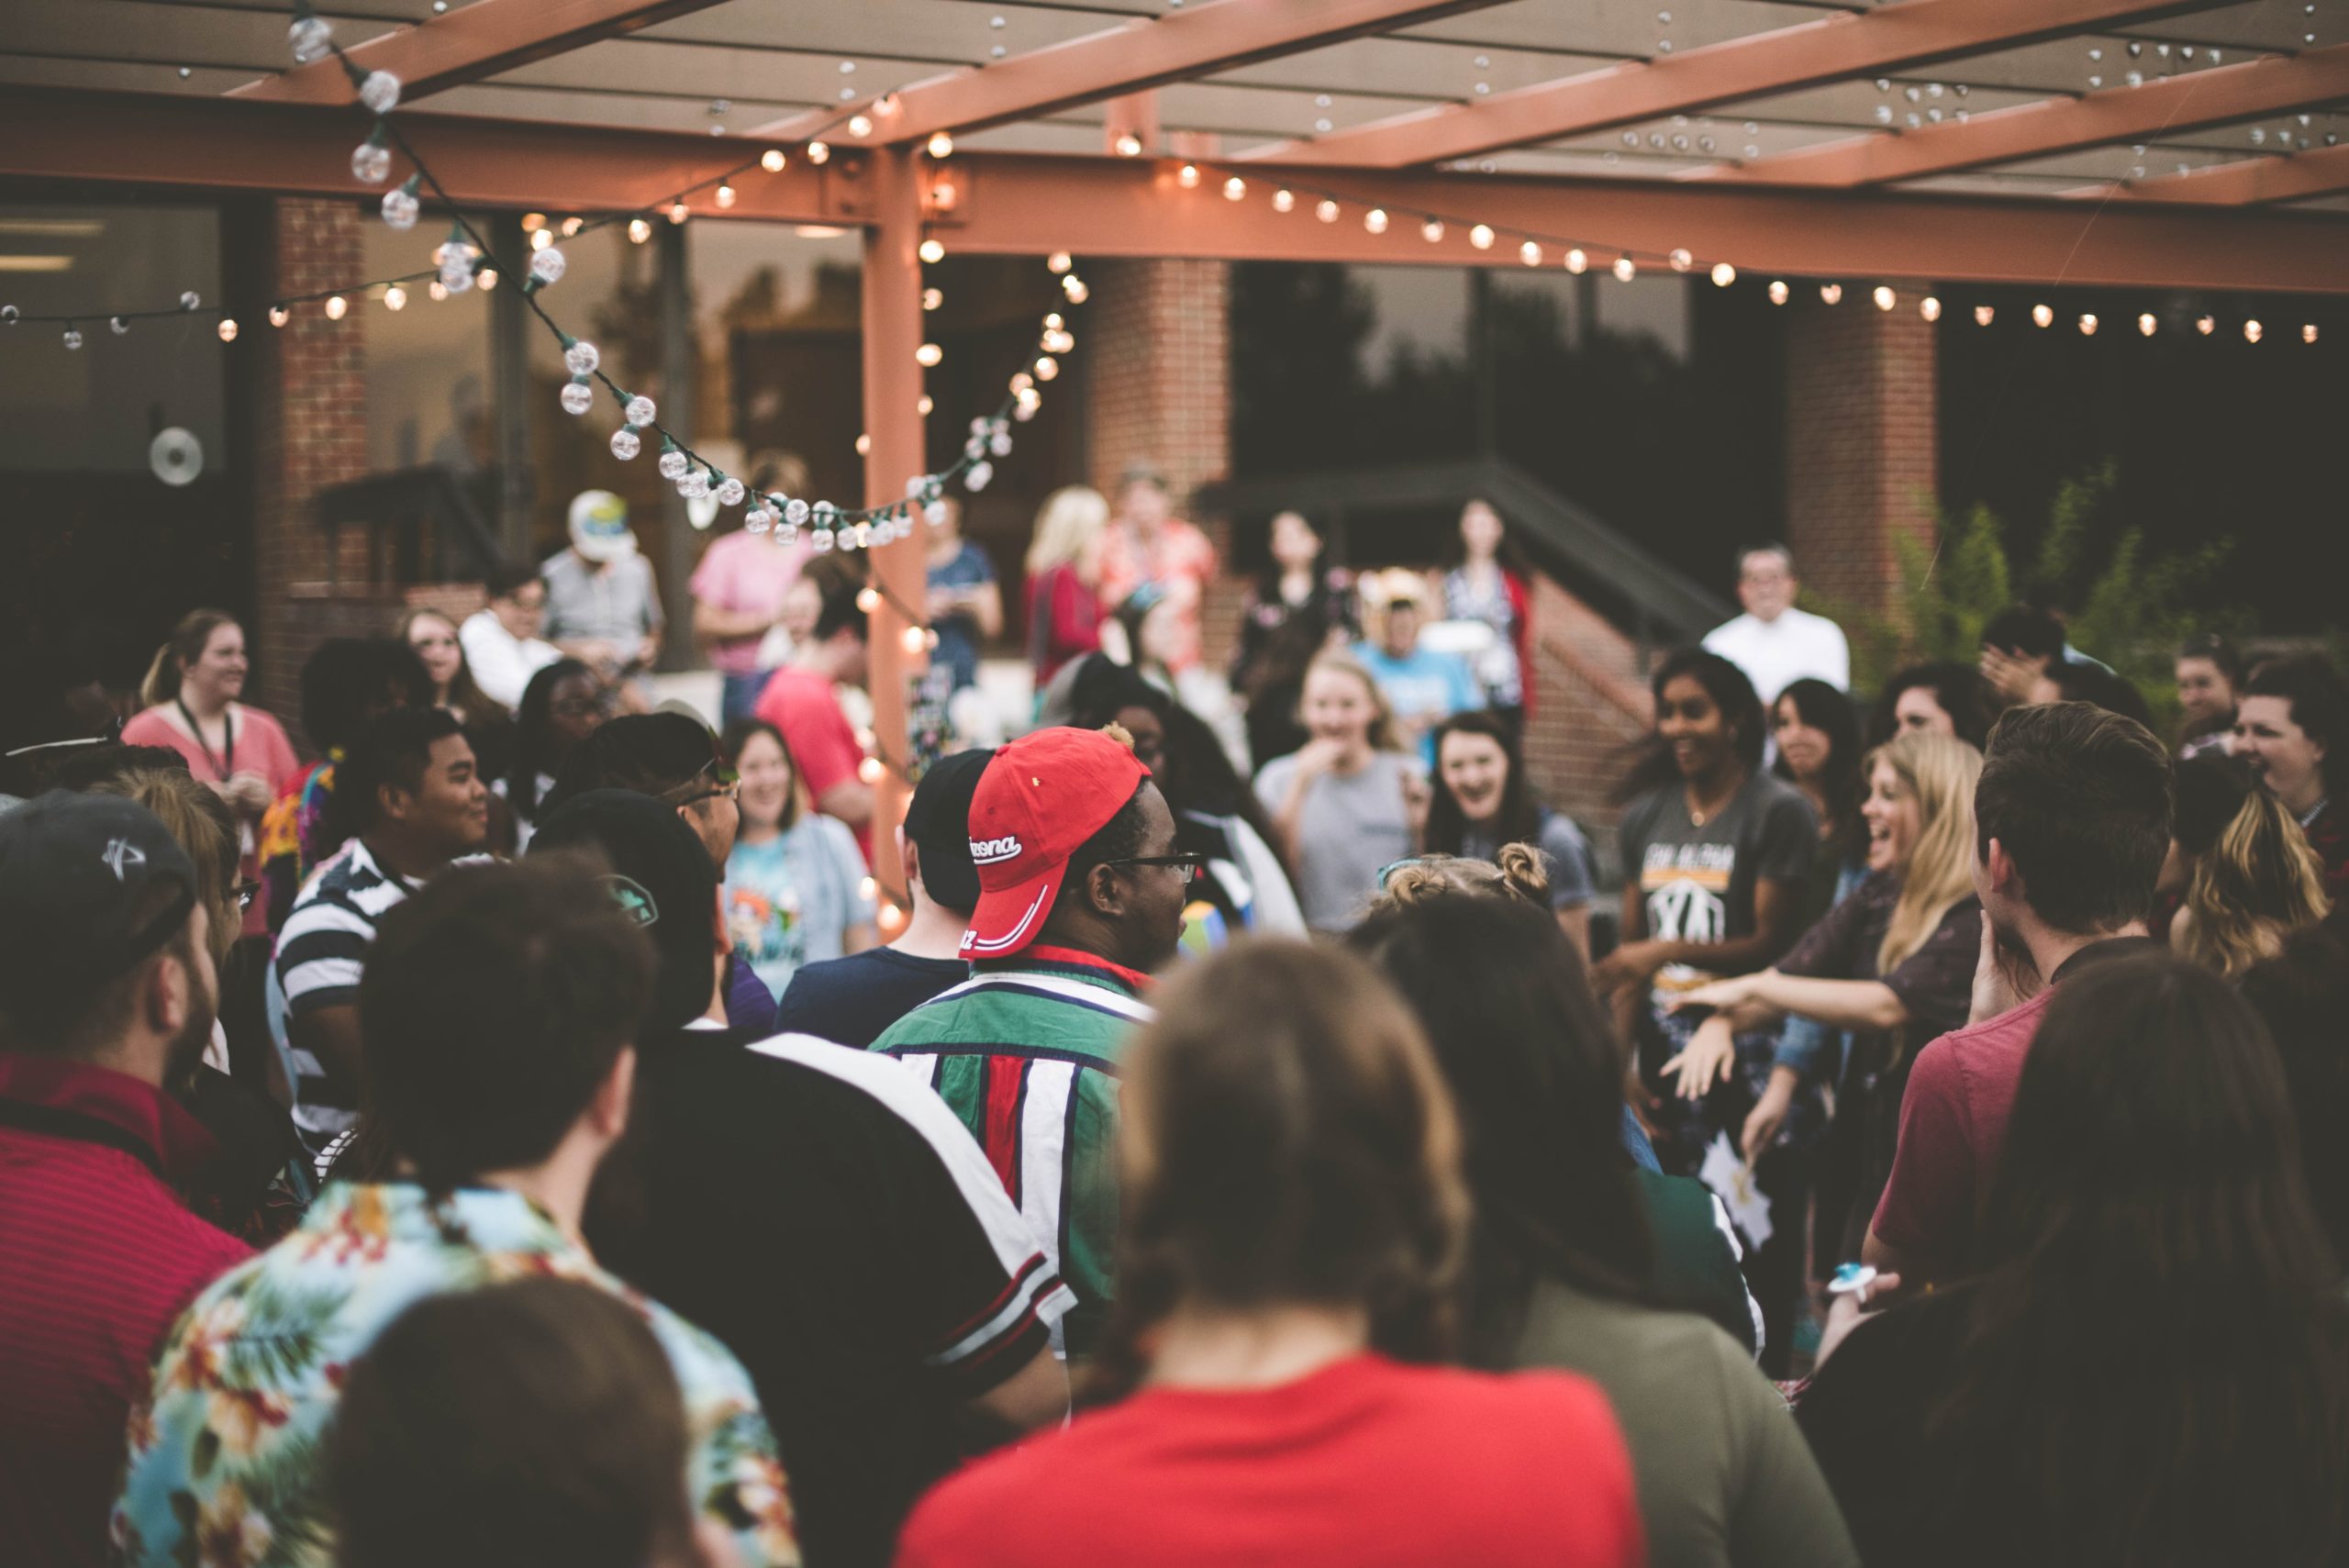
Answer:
[
  {"left": 1083, "top": 257, "right": 1235, "bottom": 661},
  {"left": 1784, "top": 288, "right": 1939, "bottom": 617},
  {"left": 249, "top": 198, "right": 376, "bottom": 742}
]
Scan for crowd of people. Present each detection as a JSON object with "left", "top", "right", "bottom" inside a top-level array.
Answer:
[{"left": 4, "top": 475, "right": 2349, "bottom": 1568}]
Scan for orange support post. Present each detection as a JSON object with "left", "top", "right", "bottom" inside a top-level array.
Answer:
[{"left": 860, "top": 144, "right": 930, "bottom": 926}]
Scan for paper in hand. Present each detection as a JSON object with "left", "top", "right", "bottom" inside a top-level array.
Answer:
[{"left": 1699, "top": 1131, "right": 1774, "bottom": 1249}]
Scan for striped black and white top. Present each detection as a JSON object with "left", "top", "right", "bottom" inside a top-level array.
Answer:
[{"left": 273, "top": 839, "right": 419, "bottom": 1153}]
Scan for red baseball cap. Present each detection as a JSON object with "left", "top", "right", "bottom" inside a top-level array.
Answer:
[{"left": 962, "top": 727, "right": 1152, "bottom": 960}]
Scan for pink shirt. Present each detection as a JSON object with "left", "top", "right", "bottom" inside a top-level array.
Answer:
[
  {"left": 1096, "top": 517, "right": 1217, "bottom": 670},
  {"left": 691, "top": 528, "right": 814, "bottom": 676},
  {"left": 120, "top": 704, "right": 302, "bottom": 939}
]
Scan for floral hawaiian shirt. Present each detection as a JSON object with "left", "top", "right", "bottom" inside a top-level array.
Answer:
[{"left": 112, "top": 1181, "right": 798, "bottom": 1568}]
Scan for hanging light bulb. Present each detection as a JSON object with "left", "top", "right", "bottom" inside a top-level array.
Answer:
[
  {"left": 658, "top": 444, "right": 690, "bottom": 482},
  {"left": 1048, "top": 251, "right": 1072, "bottom": 273},
  {"left": 1974, "top": 304, "right": 1994, "bottom": 326},
  {"left": 1873, "top": 285, "right": 1896, "bottom": 311},
  {"left": 1177, "top": 163, "right": 1200, "bottom": 188},
  {"left": 1115, "top": 132, "right": 1143, "bottom": 157},
  {"left": 324, "top": 295, "right": 348, "bottom": 320},
  {"left": 351, "top": 128, "right": 393, "bottom": 184},
  {"left": 2138, "top": 313, "right": 2157, "bottom": 336},
  {"left": 1034, "top": 355, "right": 1060, "bottom": 381},
  {"left": 848, "top": 114, "right": 874, "bottom": 139},
  {"left": 1061, "top": 275, "right": 1088, "bottom": 304},
  {"left": 2196, "top": 314, "right": 2215, "bottom": 335},
  {"left": 668, "top": 202, "right": 688, "bottom": 225},
  {"left": 2304, "top": 324, "right": 2320, "bottom": 344},
  {"left": 1223, "top": 175, "right": 1247, "bottom": 201},
  {"left": 560, "top": 376, "right": 594, "bottom": 416},
  {"left": 381, "top": 175, "right": 421, "bottom": 231},
  {"left": 1919, "top": 295, "right": 1940, "bottom": 321},
  {"left": 1316, "top": 199, "right": 1340, "bottom": 223},
  {"left": 1565, "top": 248, "right": 1588, "bottom": 274},
  {"left": 1420, "top": 217, "right": 1444, "bottom": 242},
  {"left": 923, "top": 287, "right": 943, "bottom": 311},
  {"left": 217, "top": 317, "right": 239, "bottom": 342},
  {"left": 1669, "top": 248, "right": 1693, "bottom": 272},
  {"left": 269, "top": 304, "right": 291, "bottom": 328},
  {"left": 1469, "top": 224, "right": 1495, "bottom": 250},
  {"left": 1614, "top": 255, "right": 1637, "bottom": 282},
  {"left": 1711, "top": 261, "right": 1736, "bottom": 286},
  {"left": 629, "top": 217, "right": 651, "bottom": 244},
  {"left": 288, "top": 9, "right": 334, "bottom": 64},
  {"left": 918, "top": 395, "right": 934, "bottom": 415},
  {"left": 919, "top": 239, "right": 946, "bottom": 263},
  {"left": 807, "top": 140, "right": 831, "bottom": 164},
  {"left": 2077, "top": 313, "right": 2098, "bottom": 335},
  {"left": 762, "top": 148, "right": 786, "bottom": 172},
  {"left": 2032, "top": 303, "right": 2054, "bottom": 328},
  {"left": 715, "top": 183, "right": 736, "bottom": 208},
  {"left": 475, "top": 267, "right": 497, "bottom": 291},
  {"left": 428, "top": 281, "right": 448, "bottom": 302},
  {"left": 624, "top": 395, "right": 656, "bottom": 427},
  {"left": 1361, "top": 207, "right": 1387, "bottom": 235},
  {"left": 562, "top": 216, "right": 584, "bottom": 237},
  {"left": 916, "top": 342, "right": 943, "bottom": 366},
  {"left": 1273, "top": 189, "right": 1296, "bottom": 214},
  {"left": 1767, "top": 280, "right": 1788, "bottom": 305},
  {"left": 1520, "top": 240, "right": 1542, "bottom": 266},
  {"left": 927, "top": 131, "right": 954, "bottom": 159},
  {"left": 384, "top": 284, "right": 406, "bottom": 311},
  {"left": 359, "top": 70, "right": 402, "bottom": 115},
  {"left": 2243, "top": 318, "right": 2263, "bottom": 342},
  {"left": 529, "top": 247, "right": 565, "bottom": 286}
]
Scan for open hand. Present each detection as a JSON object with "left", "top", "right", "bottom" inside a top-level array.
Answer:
[{"left": 1660, "top": 1016, "right": 1738, "bottom": 1100}]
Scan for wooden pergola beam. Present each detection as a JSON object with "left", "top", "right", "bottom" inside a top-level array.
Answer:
[
  {"left": 230, "top": 0, "right": 733, "bottom": 107},
  {"left": 2070, "top": 142, "right": 2349, "bottom": 205},
  {"left": 0, "top": 88, "right": 2343, "bottom": 294},
  {"left": 1239, "top": 0, "right": 2226, "bottom": 169},
  {"left": 1700, "top": 41, "right": 2349, "bottom": 186},
  {"left": 747, "top": 0, "right": 1507, "bottom": 145}
]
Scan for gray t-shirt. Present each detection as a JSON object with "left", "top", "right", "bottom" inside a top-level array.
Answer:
[
  {"left": 542, "top": 548, "right": 663, "bottom": 651},
  {"left": 1462, "top": 810, "right": 1596, "bottom": 912},
  {"left": 1617, "top": 772, "right": 1815, "bottom": 992},
  {"left": 1254, "top": 749, "right": 1420, "bottom": 932}
]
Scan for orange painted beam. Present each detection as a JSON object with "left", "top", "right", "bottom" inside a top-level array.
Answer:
[
  {"left": 231, "top": 0, "right": 732, "bottom": 106},
  {"left": 1241, "top": 0, "right": 2226, "bottom": 169},
  {"left": 933, "top": 154, "right": 2349, "bottom": 294},
  {"left": 2072, "top": 142, "right": 2349, "bottom": 205},
  {"left": 747, "top": 0, "right": 1507, "bottom": 144},
  {"left": 1700, "top": 42, "right": 2349, "bottom": 187},
  {"left": 2, "top": 90, "right": 2343, "bottom": 294},
  {"left": 861, "top": 144, "right": 927, "bottom": 917}
]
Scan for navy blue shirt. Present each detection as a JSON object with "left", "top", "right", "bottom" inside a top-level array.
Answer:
[
  {"left": 724, "top": 952, "right": 779, "bottom": 1037},
  {"left": 775, "top": 947, "right": 969, "bottom": 1048}
]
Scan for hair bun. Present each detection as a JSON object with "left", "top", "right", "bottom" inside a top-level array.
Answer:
[{"left": 1494, "top": 841, "right": 1553, "bottom": 905}]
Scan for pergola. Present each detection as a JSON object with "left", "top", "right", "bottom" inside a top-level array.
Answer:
[{"left": 4, "top": 0, "right": 2344, "bottom": 902}]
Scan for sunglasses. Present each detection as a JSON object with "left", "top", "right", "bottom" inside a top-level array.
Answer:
[{"left": 669, "top": 756, "right": 740, "bottom": 810}]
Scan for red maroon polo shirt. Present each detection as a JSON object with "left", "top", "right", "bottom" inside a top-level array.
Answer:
[{"left": 0, "top": 1052, "right": 251, "bottom": 1568}]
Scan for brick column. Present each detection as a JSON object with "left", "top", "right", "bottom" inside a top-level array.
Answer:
[
  {"left": 1784, "top": 289, "right": 1939, "bottom": 617},
  {"left": 248, "top": 198, "right": 378, "bottom": 743},
  {"left": 1083, "top": 257, "right": 1236, "bottom": 661}
]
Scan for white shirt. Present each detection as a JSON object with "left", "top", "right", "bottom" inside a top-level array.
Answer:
[
  {"left": 1702, "top": 606, "right": 1850, "bottom": 704},
  {"left": 460, "top": 609, "right": 562, "bottom": 710}
]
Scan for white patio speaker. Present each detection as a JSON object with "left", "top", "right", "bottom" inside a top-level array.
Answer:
[{"left": 150, "top": 427, "right": 204, "bottom": 487}]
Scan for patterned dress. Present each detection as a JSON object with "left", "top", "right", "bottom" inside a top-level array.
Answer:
[{"left": 114, "top": 1181, "right": 798, "bottom": 1568}]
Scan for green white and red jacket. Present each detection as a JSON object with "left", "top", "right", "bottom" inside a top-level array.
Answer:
[{"left": 870, "top": 947, "right": 1151, "bottom": 1360}]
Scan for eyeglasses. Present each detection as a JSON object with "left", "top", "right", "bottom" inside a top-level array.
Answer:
[
  {"left": 1102, "top": 851, "right": 1208, "bottom": 877},
  {"left": 669, "top": 757, "right": 740, "bottom": 810},
  {"left": 551, "top": 695, "right": 617, "bottom": 718},
  {"left": 233, "top": 880, "right": 262, "bottom": 910}
]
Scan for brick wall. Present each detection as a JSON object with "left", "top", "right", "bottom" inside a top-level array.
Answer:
[
  {"left": 249, "top": 197, "right": 384, "bottom": 747},
  {"left": 1521, "top": 573, "right": 1654, "bottom": 851},
  {"left": 1784, "top": 287, "right": 1940, "bottom": 617},
  {"left": 1084, "top": 257, "right": 1241, "bottom": 667}
]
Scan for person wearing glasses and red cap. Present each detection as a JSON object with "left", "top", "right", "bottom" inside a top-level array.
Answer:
[{"left": 872, "top": 725, "right": 1193, "bottom": 1362}]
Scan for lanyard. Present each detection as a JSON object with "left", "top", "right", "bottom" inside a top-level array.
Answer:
[{"left": 176, "top": 698, "right": 236, "bottom": 778}]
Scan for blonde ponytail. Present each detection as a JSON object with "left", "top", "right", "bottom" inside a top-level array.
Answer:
[{"left": 140, "top": 608, "right": 239, "bottom": 707}]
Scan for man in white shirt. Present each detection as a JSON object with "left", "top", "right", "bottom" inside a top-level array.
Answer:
[
  {"left": 1701, "top": 543, "right": 1850, "bottom": 705},
  {"left": 460, "top": 562, "right": 562, "bottom": 710}
]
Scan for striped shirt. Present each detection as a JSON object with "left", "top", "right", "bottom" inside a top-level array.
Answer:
[
  {"left": 871, "top": 949, "right": 1152, "bottom": 1360},
  {"left": 273, "top": 840, "right": 418, "bottom": 1151}
]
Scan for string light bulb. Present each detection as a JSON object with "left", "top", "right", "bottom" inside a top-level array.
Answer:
[
  {"left": 629, "top": 217, "right": 651, "bottom": 244},
  {"left": 2138, "top": 313, "right": 2156, "bottom": 336},
  {"left": 1669, "top": 249, "right": 1693, "bottom": 272},
  {"left": 1767, "top": 280, "right": 1788, "bottom": 305},
  {"left": 1469, "top": 224, "right": 1495, "bottom": 250},
  {"left": 1316, "top": 199, "right": 1340, "bottom": 223},
  {"left": 916, "top": 341, "right": 943, "bottom": 366},
  {"left": 1047, "top": 251, "right": 1071, "bottom": 273},
  {"left": 668, "top": 202, "right": 688, "bottom": 225},
  {"left": 1364, "top": 208, "right": 1388, "bottom": 234},
  {"left": 1974, "top": 305, "right": 1994, "bottom": 326},
  {"left": 476, "top": 268, "right": 497, "bottom": 290},
  {"left": 530, "top": 227, "right": 554, "bottom": 251},
  {"left": 1919, "top": 295, "right": 1940, "bottom": 321},
  {"left": 919, "top": 239, "right": 946, "bottom": 263},
  {"left": 1614, "top": 255, "right": 1637, "bottom": 282},
  {"left": 1421, "top": 217, "right": 1444, "bottom": 242},
  {"left": 762, "top": 148, "right": 786, "bottom": 172},
  {"left": 2077, "top": 313, "right": 2098, "bottom": 335},
  {"left": 1873, "top": 285, "right": 1896, "bottom": 311},
  {"left": 2032, "top": 303, "right": 2054, "bottom": 328},
  {"left": 2304, "top": 324, "right": 2320, "bottom": 344},
  {"left": 269, "top": 305, "right": 291, "bottom": 327},
  {"left": 1520, "top": 240, "right": 1542, "bottom": 266},
  {"left": 878, "top": 903, "right": 907, "bottom": 936},
  {"left": 922, "top": 287, "right": 942, "bottom": 311},
  {"left": 217, "top": 317, "right": 239, "bottom": 342},
  {"left": 1273, "top": 189, "right": 1297, "bottom": 214},
  {"left": 428, "top": 281, "right": 447, "bottom": 302},
  {"left": 1115, "top": 132, "right": 1143, "bottom": 157},
  {"left": 927, "top": 131, "right": 954, "bottom": 159},
  {"left": 384, "top": 284, "right": 406, "bottom": 311},
  {"left": 1223, "top": 176, "right": 1246, "bottom": 201},
  {"left": 1034, "top": 354, "right": 1060, "bottom": 381},
  {"left": 807, "top": 140, "right": 830, "bottom": 164},
  {"left": 898, "top": 627, "right": 926, "bottom": 655},
  {"left": 1565, "top": 248, "right": 1587, "bottom": 274},
  {"left": 848, "top": 114, "right": 874, "bottom": 139},
  {"left": 1820, "top": 283, "right": 1842, "bottom": 305},
  {"left": 1177, "top": 163, "right": 1200, "bottom": 188},
  {"left": 1062, "top": 274, "right": 1088, "bottom": 304},
  {"left": 2243, "top": 318, "right": 2263, "bottom": 343},
  {"left": 715, "top": 183, "right": 736, "bottom": 208},
  {"left": 857, "top": 587, "right": 881, "bottom": 614},
  {"left": 2197, "top": 314, "right": 2215, "bottom": 335},
  {"left": 324, "top": 295, "right": 347, "bottom": 320},
  {"left": 1711, "top": 261, "right": 1736, "bottom": 287}
]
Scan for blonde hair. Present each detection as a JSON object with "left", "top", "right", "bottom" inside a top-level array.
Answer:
[
  {"left": 88, "top": 766, "right": 241, "bottom": 968},
  {"left": 140, "top": 608, "right": 239, "bottom": 707},
  {"left": 1867, "top": 731, "right": 1984, "bottom": 976},
  {"left": 1301, "top": 650, "right": 1403, "bottom": 753},
  {"left": 1375, "top": 846, "right": 1550, "bottom": 911},
  {"left": 1025, "top": 484, "right": 1110, "bottom": 576},
  {"left": 2177, "top": 790, "right": 2332, "bottom": 978}
]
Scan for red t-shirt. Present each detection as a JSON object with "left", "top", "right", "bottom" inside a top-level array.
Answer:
[
  {"left": 896, "top": 1352, "right": 1642, "bottom": 1568},
  {"left": 0, "top": 1055, "right": 251, "bottom": 1568},
  {"left": 1869, "top": 983, "right": 2058, "bottom": 1280},
  {"left": 754, "top": 665, "right": 872, "bottom": 861}
]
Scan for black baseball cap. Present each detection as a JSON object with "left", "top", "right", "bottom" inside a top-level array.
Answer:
[
  {"left": 527, "top": 788, "right": 718, "bottom": 1032},
  {"left": 0, "top": 792, "right": 198, "bottom": 1001},
  {"left": 902, "top": 748, "right": 991, "bottom": 916}
]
